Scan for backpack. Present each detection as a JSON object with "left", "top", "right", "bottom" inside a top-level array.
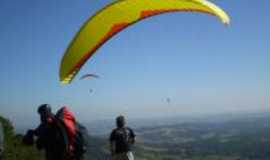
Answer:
[
  {"left": 113, "top": 128, "right": 132, "bottom": 153},
  {"left": 55, "top": 107, "right": 89, "bottom": 158},
  {"left": 73, "top": 122, "right": 89, "bottom": 157}
]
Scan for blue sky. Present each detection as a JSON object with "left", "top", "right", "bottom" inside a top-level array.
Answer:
[{"left": 0, "top": 0, "right": 269, "bottom": 127}]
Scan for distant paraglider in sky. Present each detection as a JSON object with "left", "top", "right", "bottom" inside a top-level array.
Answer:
[
  {"left": 59, "top": 0, "right": 230, "bottom": 84},
  {"left": 89, "top": 89, "right": 93, "bottom": 93},
  {"left": 79, "top": 74, "right": 99, "bottom": 94},
  {"left": 79, "top": 74, "right": 100, "bottom": 80},
  {"left": 166, "top": 98, "right": 171, "bottom": 104}
]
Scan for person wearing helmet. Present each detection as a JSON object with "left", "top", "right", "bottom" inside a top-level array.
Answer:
[
  {"left": 109, "top": 115, "right": 136, "bottom": 160},
  {"left": 23, "top": 104, "right": 67, "bottom": 160}
]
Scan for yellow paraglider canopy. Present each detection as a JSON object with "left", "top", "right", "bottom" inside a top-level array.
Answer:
[{"left": 60, "top": 0, "right": 230, "bottom": 84}]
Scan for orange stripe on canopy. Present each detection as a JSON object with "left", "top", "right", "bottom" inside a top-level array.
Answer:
[{"left": 59, "top": 0, "right": 230, "bottom": 84}]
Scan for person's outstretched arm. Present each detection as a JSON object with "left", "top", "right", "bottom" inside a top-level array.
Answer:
[
  {"left": 128, "top": 128, "right": 136, "bottom": 144},
  {"left": 109, "top": 130, "right": 116, "bottom": 155}
]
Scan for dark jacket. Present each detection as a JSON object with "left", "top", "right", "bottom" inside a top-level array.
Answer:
[
  {"left": 110, "top": 127, "right": 135, "bottom": 154},
  {"left": 34, "top": 118, "right": 68, "bottom": 160}
]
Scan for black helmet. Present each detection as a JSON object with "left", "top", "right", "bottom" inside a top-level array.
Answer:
[
  {"left": 37, "top": 104, "right": 51, "bottom": 115},
  {"left": 116, "top": 115, "right": 125, "bottom": 128}
]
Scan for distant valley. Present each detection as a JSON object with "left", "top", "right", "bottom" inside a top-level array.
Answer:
[{"left": 85, "top": 112, "right": 270, "bottom": 160}]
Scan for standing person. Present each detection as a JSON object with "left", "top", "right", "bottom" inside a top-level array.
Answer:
[
  {"left": 109, "top": 115, "right": 136, "bottom": 160},
  {"left": 0, "top": 122, "right": 4, "bottom": 160},
  {"left": 23, "top": 104, "right": 67, "bottom": 160},
  {"left": 23, "top": 104, "right": 88, "bottom": 160}
]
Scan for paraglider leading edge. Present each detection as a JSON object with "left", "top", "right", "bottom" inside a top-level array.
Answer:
[{"left": 59, "top": 0, "right": 230, "bottom": 84}]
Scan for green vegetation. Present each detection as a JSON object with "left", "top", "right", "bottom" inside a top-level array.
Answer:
[{"left": 0, "top": 115, "right": 44, "bottom": 160}]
